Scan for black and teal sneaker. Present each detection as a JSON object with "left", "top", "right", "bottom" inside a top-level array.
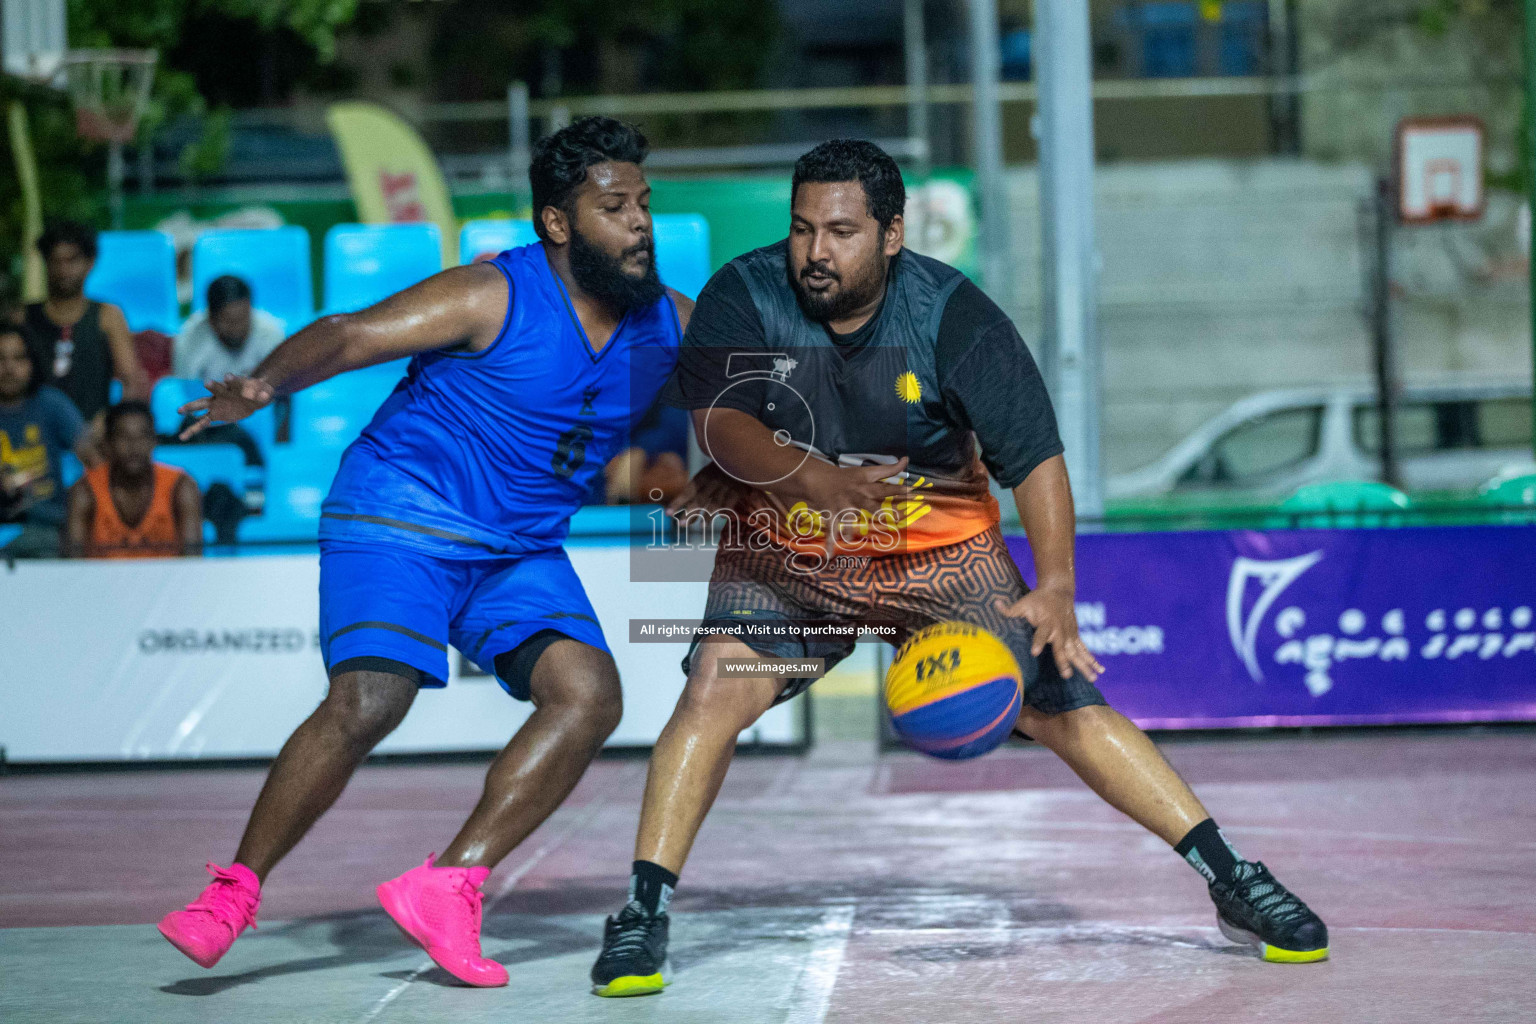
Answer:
[
  {"left": 591, "top": 901, "right": 670, "bottom": 997},
  {"left": 1211, "top": 861, "right": 1329, "bottom": 963}
]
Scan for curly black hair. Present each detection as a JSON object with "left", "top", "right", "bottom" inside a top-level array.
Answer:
[
  {"left": 37, "top": 220, "right": 98, "bottom": 261},
  {"left": 528, "top": 116, "right": 649, "bottom": 242},
  {"left": 791, "top": 139, "right": 906, "bottom": 232},
  {"left": 104, "top": 399, "right": 154, "bottom": 439},
  {"left": 206, "top": 274, "right": 252, "bottom": 316}
]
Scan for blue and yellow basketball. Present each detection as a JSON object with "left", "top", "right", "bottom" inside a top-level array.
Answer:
[{"left": 885, "top": 622, "right": 1023, "bottom": 760}]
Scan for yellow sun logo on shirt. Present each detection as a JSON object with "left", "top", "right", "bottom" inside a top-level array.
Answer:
[{"left": 895, "top": 371, "right": 923, "bottom": 404}]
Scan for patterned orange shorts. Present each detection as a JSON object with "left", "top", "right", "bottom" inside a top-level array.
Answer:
[{"left": 682, "top": 526, "right": 1108, "bottom": 713}]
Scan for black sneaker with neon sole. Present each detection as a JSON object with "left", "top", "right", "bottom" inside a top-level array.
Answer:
[
  {"left": 591, "top": 901, "right": 670, "bottom": 997},
  {"left": 1210, "top": 861, "right": 1329, "bottom": 963}
]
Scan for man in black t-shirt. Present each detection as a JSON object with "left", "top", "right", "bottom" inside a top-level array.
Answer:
[
  {"left": 17, "top": 221, "right": 147, "bottom": 442},
  {"left": 589, "top": 141, "right": 1328, "bottom": 996}
]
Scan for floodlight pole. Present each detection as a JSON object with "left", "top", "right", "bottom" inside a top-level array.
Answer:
[
  {"left": 1527, "top": 0, "right": 1536, "bottom": 457},
  {"left": 1036, "top": 0, "right": 1104, "bottom": 517},
  {"left": 507, "top": 81, "right": 530, "bottom": 198},
  {"left": 904, "top": 0, "right": 931, "bottom": 177},
  {"left": 967, "top": 0, "right": 1008, "bottom": 308}
]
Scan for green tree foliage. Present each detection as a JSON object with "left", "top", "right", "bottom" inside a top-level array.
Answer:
[
  {"left": 1, "top": 1, "right": 358, "bottom": 304},
  {"left": 432, "top": 0, "right": 778, "bottom": 98}
]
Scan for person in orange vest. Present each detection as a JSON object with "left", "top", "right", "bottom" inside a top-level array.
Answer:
[{"left": 64, "top": 400, "right": 202, "bottom": 559}]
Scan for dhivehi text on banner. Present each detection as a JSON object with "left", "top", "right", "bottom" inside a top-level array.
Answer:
[{"left": 1009, "top": 526, "right": 1536, "bottom": 728}]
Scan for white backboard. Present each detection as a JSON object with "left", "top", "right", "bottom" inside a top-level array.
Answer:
[
  {"left": 1396, "top": 117, "right": 1484, "bottom": 224},
  {"left": 2, "top": 0, "right": 65, "bottom": 84}
]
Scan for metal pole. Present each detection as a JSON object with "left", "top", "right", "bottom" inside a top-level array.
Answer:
[
  {"left": 904, "top": 0, "right": 931, "bottom": 178},
  {"left": 1267, "top": 0, "right": 1301, "bottom": 155},
  {"left": 1036, "top": 0, "right": 1104, "bottom": 516},
  {"left": 136, "top": 141, "right": 154, "bottom": 196},
  {"left": 107, "top": 141, "right": 125, "bottom": 228},
  {"left": 967, "top": 0, "right": 1009, "bottom": 307},
  {"left": 1526, "top": 0, "right": 1536, "bottom": 458},
  {"left": 1371, "top": 178, "right": 1401, "bottom": 489},
  {"left": 507, "top": 80, "right": 531, "bottom": 196}
]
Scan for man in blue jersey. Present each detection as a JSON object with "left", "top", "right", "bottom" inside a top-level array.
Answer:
[{"left": 156, "top": 117, "right": 692, "bottom": 987}]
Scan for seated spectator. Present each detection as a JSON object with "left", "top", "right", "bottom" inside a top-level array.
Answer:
[
  {"left": 169, "top": 275, "right": 285, "bottom": 539},
  {"left": 17, "top": 221, "right": 148, "bottom": 433},
  {"left": 0, "top": 328, "right": 89, "bottom": 558},
  {"left": 600, "top": 402, "right": 691, "bottom": 504},
  {"left": 174, "top": 275, "right": 285, "bottom": 381},
  {"left": 65, "top": 401, "right": 202, "bottom": 559}
]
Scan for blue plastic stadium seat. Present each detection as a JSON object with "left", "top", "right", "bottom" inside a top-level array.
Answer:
[
  {"left": 1218, "top": 1, "right": 1266, "bottom": 77},
  {"left": 86, "top": 231, "right": 180, "bottom": 334},
  {"left": 237, "top": 448, "right": 343, "bottom": 543},
  {"left": 290, "top": 362, "right": 407, "bottom": 449},
  {"left": 153, "top": 443, "right": 248, "bottom": 495},
  {"left": 59, "top": 451, "right": 83, "bottom": 488},
  {"left": 459, "top": 220, "right": 539, "bottom": 265},
  {"left": 456, "top": 214, "right": 710, "bottom": 297},
  {"left": 652, "top": 214, "right": 711, "bottom": 300},
  {"left": 323, "top": 223, "right": 443, "bottom": 314},
  {"left": 1131, "top": 1, "right": 1198, "bottom": 78},
  {"left": 192, "top": 227, "right": 314, "bottom": 331}
]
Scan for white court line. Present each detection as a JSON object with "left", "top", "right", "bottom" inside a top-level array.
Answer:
[
  {"left": 359, "top": 764, "right": 638, "bottom": 1023},
  {"left": 783, "top": 904, "right": 857, "bottom": 1024},
  {"left": 854, "top": 922, "right": 1536, "bottom": 938},
  {"left": 872, "top": 809, "right": 1536, "bottom": 851}
]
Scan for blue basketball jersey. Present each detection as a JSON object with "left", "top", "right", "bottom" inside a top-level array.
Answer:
[{"left": 320, "top": 243, "right": 682, "bottom": 558}]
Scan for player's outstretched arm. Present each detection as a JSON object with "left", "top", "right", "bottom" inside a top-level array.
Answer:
[
  {"left": 178, "top": 263, "right": 509, "bottom": 438},
  {"left": 997, "top": 454, "right": 1104, "bottom": 682}
]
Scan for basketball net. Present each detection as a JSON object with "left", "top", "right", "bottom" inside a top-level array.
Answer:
[{"left": 61, "top": 49, "right": 156, "bottom": 145}]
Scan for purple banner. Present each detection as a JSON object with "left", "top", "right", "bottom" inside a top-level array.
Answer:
[{"left": 1007, "top": 526, "right": 1536, "bottom": 728}]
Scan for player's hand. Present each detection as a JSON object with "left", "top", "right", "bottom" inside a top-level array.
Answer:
[
  {"left": 995, "top": 584, "right": 1104, "bottom": 682},
  {"left": 667, "top": 462, "right": 741, "bottom": 520},
  {"left": 800, "top": 456, "right": 911, "bottom": 517},
  {"left": 178, "top": 374, "right": 275, "bottom": 439}
]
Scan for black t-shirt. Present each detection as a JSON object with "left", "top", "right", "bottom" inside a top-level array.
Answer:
[
  {"left": 21, "top": 302, "right": 114, "bottom": 422},
  {"left": 665, "top": 265, "right": 1062, "bottom": 489}
]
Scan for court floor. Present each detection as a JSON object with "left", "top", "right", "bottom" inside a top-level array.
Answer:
[{"left": 3, "top": 730, "right": 1533, "bottom": 1023}]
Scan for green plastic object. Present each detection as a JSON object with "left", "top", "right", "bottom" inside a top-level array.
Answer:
[
  {"left": 1478, "top": 473, "right": 1536, "bottom": 506},
  {"left": 1477, "top": 473, "right": 1536, "bottom": 524},
  {"left": 1274, "top": 480, "right": 1411, "bottom": 529}
]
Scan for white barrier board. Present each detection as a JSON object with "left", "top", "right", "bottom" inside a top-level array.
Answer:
[{"left": 0, "top": 548, "right": 802, "bottom": 762}]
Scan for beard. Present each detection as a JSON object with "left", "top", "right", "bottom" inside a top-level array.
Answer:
[
  {"left": 787, "top": 251, "right": 888, "bottom": 324},
  {"left": 568, "top": 227, "right": 665, "bottom": 313}
]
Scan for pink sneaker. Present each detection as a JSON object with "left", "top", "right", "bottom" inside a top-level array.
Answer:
[
  {"left": 158, "top": 862, "right": 261, "bottom": 968},
  {"left": 377, "top": 855, "right": 508, "bottom": 987}
]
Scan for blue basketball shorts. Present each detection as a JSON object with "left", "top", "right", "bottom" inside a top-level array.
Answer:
[{"left": 318, "top": 540, "right": 609, "bottom": 699}]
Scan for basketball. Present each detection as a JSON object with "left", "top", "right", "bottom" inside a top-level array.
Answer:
[{"left": 885, "top": 621, "right": 1024, "bottom": 760}]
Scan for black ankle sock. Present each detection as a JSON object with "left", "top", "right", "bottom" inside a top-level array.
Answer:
[
  {"left": 1174, "top": 818, "right": 1244, "bottom": 885},
  {"left": 629, "top": 860, "right": 678, "bottom": 916}
]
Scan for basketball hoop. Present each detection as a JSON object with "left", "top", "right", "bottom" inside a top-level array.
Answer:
[
  {"left": 1395, "top": 116, "right": 1484, "bottom": 225},
  {"left": 60, "top": 49, "right": 156, "bottom": 145}
]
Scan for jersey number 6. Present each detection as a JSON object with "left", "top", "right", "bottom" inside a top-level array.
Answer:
[{"left": 551, "top": 424, "right": 595, "bottom": 478}]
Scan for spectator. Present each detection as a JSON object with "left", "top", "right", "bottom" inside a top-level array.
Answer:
[
  {"left": 18, "top": 221, "right": 148, "bottom": 429},
  {"left": 174, "top": 275, "right": 285, "bottom": 381},
  {"left": 65, "top": 400, "right": 202, "bottom": 559},
  {"left": 168, "top": 275, "right": 283, "bottom": 541},
  {"left": 0, "top": 328, "right": 89, "bottom": 558}
]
